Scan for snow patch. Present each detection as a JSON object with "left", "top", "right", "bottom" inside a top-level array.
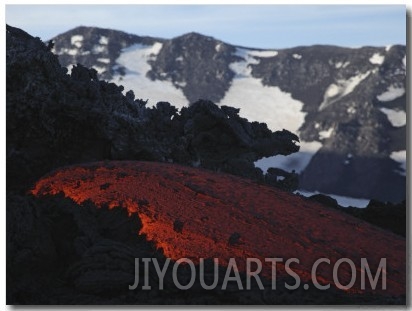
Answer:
[
  {"left": 215, "top": 43, "right": 223, "bottom": 52},
  {"left": 335, "top": 61, "right": 350, "bottom": 69},
  {"left": 71, "top": 35, "right": 83, "bottom": 48},
  {"left": 343, "top": 153, "right": 353, "bottom": 165},
  {"left": 347, "top": 106, "right": 356, "bottom": 114},
  {"left": 99, "top": 36, "right": 109, "bottom": 45},
  {"left": 92, "top": 65, "right": 106, "bottom": 74},
  {"left": 248, "top": 50, "right": 278, "bottom": 58},
  {"left": 325, "top": 84, "right": 340, "bottom": 97},
  {"left": 66, "top": 64, "right": 74, "bottom": 74},
  {"left": 343, "top": 71, "right": 372, "bottom": 94},
  {"left": 219, "top": 78, "right": 304, "bottom": 132},
  {"left": 229, "top": 49, "right": 260, "bottom": 77},
  {"left": 175, "top": 56, "right": 184, "bottom": 62},
  {"left": 390, "top": 150, "right": 406, "bottom": 175},
  {"left": 319, "top": 127, "right": 333, "bottom": 139},
  {"left": 293, "top": 54, "right": 302, "bottom": 59},
  {"left": 219, "top": 47, "right": 305, "bottom": 133},
  {"left": 255, "top": 141, "right": 322, "bottom": 174},
  {"left": 319, "top": 71, "right": 371, "bottom": 110},
  {"left": 92, "top": 45, "right": 106, "bottom": 54},
  {"left": 60, "top": 48, "right": 78, "bottom": 56},
  {"left": 97, "top": 58, "right": 110, "bottom": 64},
  {"left": 379, "top": 108, "right": 406, "bottom": 127},
  {"left": 175, "top": 80, "right": 187, "bottom": 88},
  {"left": 227, "top": 47, "right": 314, "bottom": 175},
  {"left": 369, "top": 53, "right": 385, "bottom": 65},
  {"left": 295, "top": 190, "right": 370, "bottom": 208},
  {"left": 385, "top": 45, "right": 392, "bottom": 52},
  {"left": 150, "top": 42, "right": 163, "bottom": 54},
  {"left": 111, "top": 43, "right": 188, "bottom": 108},
  {"left": 376, "top": 85, "right": 405, "bottom": 102}
]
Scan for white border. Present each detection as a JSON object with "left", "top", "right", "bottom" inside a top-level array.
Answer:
[{"left": 1, "top": 1, "right": 410, "bottom": 310}]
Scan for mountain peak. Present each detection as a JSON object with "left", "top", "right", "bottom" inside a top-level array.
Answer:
[{"left": 174, "top": 31, "right": 219, "bottom": 42}]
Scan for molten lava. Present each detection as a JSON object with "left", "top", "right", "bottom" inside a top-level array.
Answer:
[{"left": 30, "top": 161, "right": 405, "bottom": 296}]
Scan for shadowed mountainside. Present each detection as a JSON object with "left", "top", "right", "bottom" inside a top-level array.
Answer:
[
  {"left": 6, "top": 24, "right": 298, "bottom": 194},
  {"left": 51, "top": 26, "right": 406, "bottom": 203}
]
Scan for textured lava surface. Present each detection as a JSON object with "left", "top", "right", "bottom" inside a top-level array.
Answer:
[{"left": 30, "top": 161, "right": 405, "bottom": 296}]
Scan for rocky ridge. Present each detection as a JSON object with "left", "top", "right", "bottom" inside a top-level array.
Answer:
[
  {"left": 6, "top": 24, "right": 298, "bottom": 193},
  {"left": 51, "top": 26, "right": 406, "bottom": 203}
]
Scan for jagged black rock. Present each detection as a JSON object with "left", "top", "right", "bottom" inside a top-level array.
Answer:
[{"left": 6, "top": 24, "right": 299, "bottom": 194}]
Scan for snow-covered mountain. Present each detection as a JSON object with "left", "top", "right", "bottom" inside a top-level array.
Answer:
[{"left": 51, "top": 26, "right": 407, "bottom": 204}]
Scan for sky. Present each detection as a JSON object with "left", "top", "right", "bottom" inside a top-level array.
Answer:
[{"left": 5, "top": 4, "right": 407, "bottom": 49}]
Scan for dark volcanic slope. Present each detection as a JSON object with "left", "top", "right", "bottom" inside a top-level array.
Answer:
[{"left": 31, "top": 161, "right": 406, "bottom": 297}]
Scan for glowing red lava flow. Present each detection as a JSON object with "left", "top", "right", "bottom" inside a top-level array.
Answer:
[{"left": 30, "top": 161, "right": 405, "bottom": 296}]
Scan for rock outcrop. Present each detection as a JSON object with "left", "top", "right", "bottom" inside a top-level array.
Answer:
[{"left": 6, "top": 24, "right": 298, "bottom": 193}]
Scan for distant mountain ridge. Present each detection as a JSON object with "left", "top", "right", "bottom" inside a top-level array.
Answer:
[{"left": 51, "top": 26, "right": 407, "bottom": 203}]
